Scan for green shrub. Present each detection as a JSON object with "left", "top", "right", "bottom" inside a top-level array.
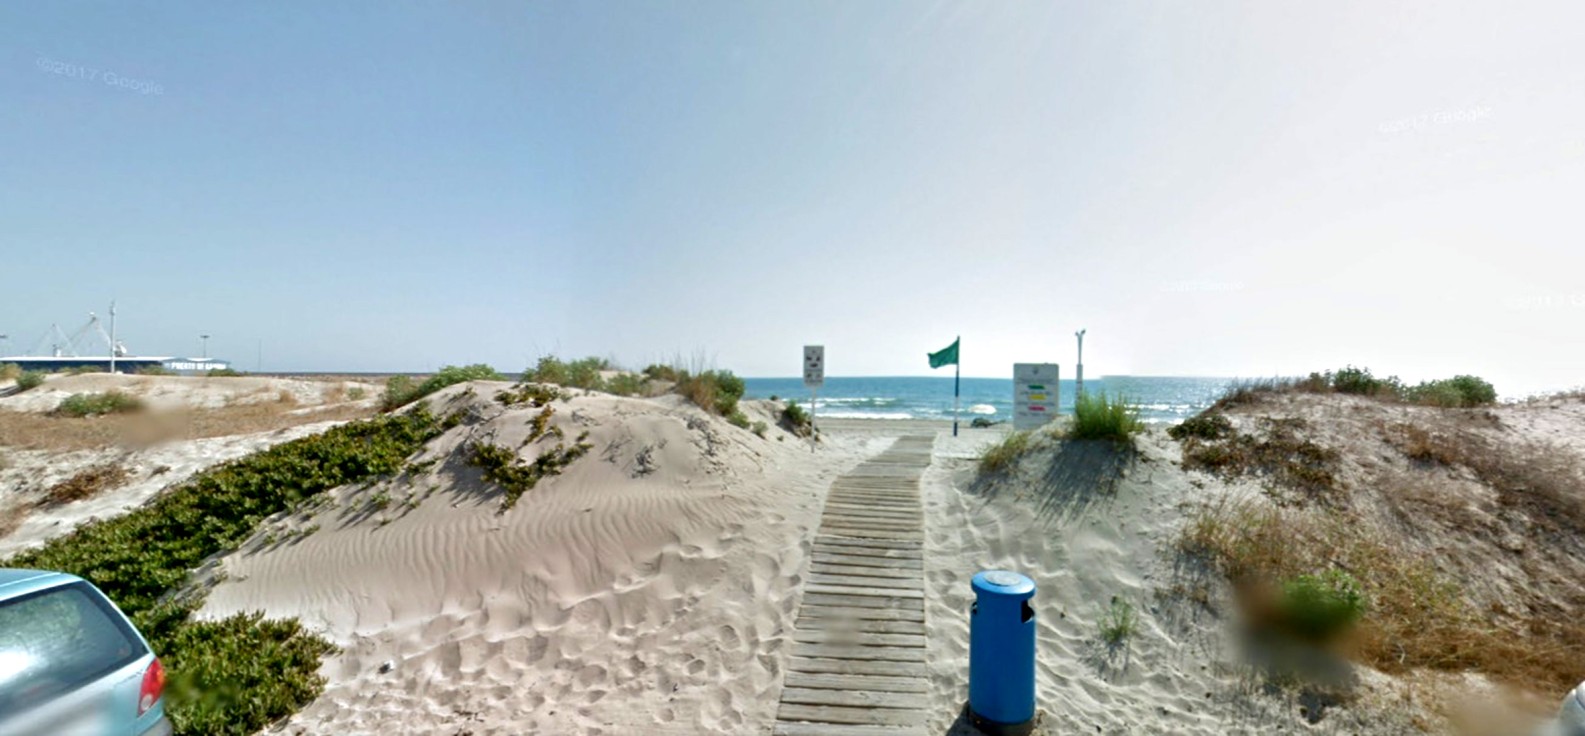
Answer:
[
  {"left": 136, "top": 365, "right": 174, "bottom": 376},
  {"left": 15, "top": 370, "right": 45, "bottom": 392},
  {"left": 727, "top": 410, "right": 751, "bottom": 429},
  {"left": 0, "top": 363, "right": 18, "bottom": 382},
  {"left": 382, "top": 375, "right": 416, "bottom": 410},
  {"left": 1071, "top": 392, "right": 1143, "bottom": 441},
  {"left": 156, "top": 608, "right": 336, "bottom": 736},
  {"left": 4, "top": 408, "right": 444, "bottom": 733},
  {"left": 752, "top": 421, "right": 768, "bottom": 438},
  {"left": 978, "top": 430, "right": 1032, "bottom": 475},
  {"left": 469, "top": 433, "right": 593, "bottom": 511},
  {"left": 1099, "top": 596, "right": 1138, "bottom": 646},
  {"left": 1168, "top": 412, "right": 1232, "bottom": 442},
  {"left": 347, "top": 386, "right": 367, "bottom": 401},
  {"left": 205, "top": 367, "right": 242, "bottom": 377},
  {"left": 529, "top": 356, "right": 609, "bottom": 390},
  {"left": 55, "top": 391, "right": 145, "bottom": 417},
  {"left": 1407, "top": 375, "right": 1496, "bottom": 408},
  {"left": 675, "top": 370, "right": 745, "bottom": 417},
  {"left": 383, "top": 364, "right": 501, "bottom": 410},
  {"left": 781, "top": 400, "right": 813, "bottom": 437},
  {"left": 642, "top": 363, "right": 679, "bottom": 382},
  {"left": 1277, "top": 570, "right": 1366, "bottom": 643},
  {"left": 605, "top": 372, "right": 648, "bottom": 397}
]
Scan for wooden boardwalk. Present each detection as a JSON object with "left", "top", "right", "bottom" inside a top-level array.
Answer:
[{"left": 774, "top": 435, "right": 937, "bottom": 736}]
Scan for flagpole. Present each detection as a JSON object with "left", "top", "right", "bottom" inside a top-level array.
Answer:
[{"left": 953, "top": 335, "right": 960, "bottom": 437}]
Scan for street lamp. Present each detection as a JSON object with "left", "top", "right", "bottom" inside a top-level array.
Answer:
[
  {"left": 200, "top": 334, "right": 211, "bottom": 360},
  {"left": 1074, "top": 329, "right": 1087, "bottom": 403}
]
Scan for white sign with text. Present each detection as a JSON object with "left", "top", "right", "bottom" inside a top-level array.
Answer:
[{"left": 1013, "top": 363, "right": 1059, "bottom": 431}]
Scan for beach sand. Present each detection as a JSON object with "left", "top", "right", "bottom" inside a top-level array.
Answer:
[{"left": 11, "top": 377, "right": 1576, "bottom": 734}]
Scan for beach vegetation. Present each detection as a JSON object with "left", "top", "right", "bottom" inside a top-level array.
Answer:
[
  {"left": 1098, "top": 596, "right": 1138, "bottom": 647},
  {"left": 1178, "top": 493, "right": 1583, "bottom": 693},
  {"left": 14, "top": 370, "right": 45, "bottom": 392},
  {"left": 496, "top": 382, "right": 565, "bottom": 407},
  {"left": 383, "top": 364, "right": 502, "bottom": 410},
  {"left": 780, "top": 399, "right": 813, "bottom": 437},
  {"left": 1179, "top": 416, "right": 1340, "bottom": 502},
  {"left": 347, "top": 386, "right": 366, "bottom": 401},
  {"left": 2, "top": 407, "right": 445, "bottom": 734},
  {"left": 642, "top": 363, "right": 680, "bottom": 382},
  {"left": 1070, "top": 392, "right": 1143, "bottom": 442},
  {"left": 0, "top": 363, "right": 18, "bottom": 382},
  {"left": 137, "top": 364, "right": 175, "bottom": 376},
  {"left": 468, "top": 433, "right": 593, "bottom": 512},
  {"left": 752, "top": 421, "right": 768, "bottom": 438},
  {"left": 605, "top": 371, "right": 649, "bottom": 397},
  {"left": 1276, "top": 570, "right": 1366, "bottom": 644},
  {"left": 205, "top": 367, "right": 243, "bottom": 377},
  {"left": 978, "top": 430, "right": 1033, "bottom": 476},
  {"left": 1167, "top": 412, "right": 1232, "bottom": 442},
  {"left": 1213, "top": 367, "right": 1497, "bottom": 410},
  {"left": 41, "top": 463, "right": 131, "bottom": 507},
  {"left": 54, "top": 390, "right": 145, "bottom": 417},
  {"left": 529, "top": 355, "right": 610, "bottom": 390},
  {"left": 675, "top": 369, "right": 746, "bottom": 417}
]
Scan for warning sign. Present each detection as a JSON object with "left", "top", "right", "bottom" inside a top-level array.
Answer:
[{"left": 1013, "top": 363, "right": 1059, "bottom": 431}]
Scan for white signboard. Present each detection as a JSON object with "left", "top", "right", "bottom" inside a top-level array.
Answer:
[
  {"left": 803, "top": 345, "right": 825, "bottom": 389},
  {"left": 1013, "top": 363, "right": 1059, "bottom": 431}
]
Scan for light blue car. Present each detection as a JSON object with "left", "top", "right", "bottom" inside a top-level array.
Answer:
[{"left": 0, "top": 569, "right": 172, "bottom": 736}]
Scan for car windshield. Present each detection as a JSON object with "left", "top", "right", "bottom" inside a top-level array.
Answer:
[{"left": 0, "top": 582, "right": 145, "bottom": 716}]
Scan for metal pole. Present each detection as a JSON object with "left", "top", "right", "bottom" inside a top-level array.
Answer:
[
  {"left": 810, "top": 388, "right": 818, "bottom": 452},
  {"left": 1074, "top": 329, "right": 1086, "bottom": 405},
  {"left": 201, "top": 334, "right": 210, "bottom": 359},
  {"left": 953, "top": 336, "right": 961, "bottom": 437},
  {"left": 109, "top": 301, "right": 117, "bottom": 374}
]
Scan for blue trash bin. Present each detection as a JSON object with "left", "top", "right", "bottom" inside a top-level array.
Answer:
[{"left": 969, "top": 570, "right": 1036, "bottom": 736}]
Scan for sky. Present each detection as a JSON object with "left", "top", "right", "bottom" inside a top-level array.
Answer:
[{"left": 2, "top": 2, "right": 1582, "bottom": 395}]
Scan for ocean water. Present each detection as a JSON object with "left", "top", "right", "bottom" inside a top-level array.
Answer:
[{"left": 743, "top": 376, "right": 1233, "bottom": 424}]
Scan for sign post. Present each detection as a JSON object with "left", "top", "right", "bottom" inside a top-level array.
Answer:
[
  {"left": 803, "top": 345, "right": 824, "bottom": 452},
  {"left": 1013, "top": 363, "right": 1059, "bottom": 431}
]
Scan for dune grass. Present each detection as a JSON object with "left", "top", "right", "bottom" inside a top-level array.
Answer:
[
  {"left": 54, "top": 391, "right": 145, "bottom": 417},
  {"left": 1070, "top": 392, "right": 1143, "bottom": 441},
  {"left": 383, "top": 364, "right": 502, "bottom": 410},
  {"left": 977, "top": 430, "right": 1033, "bottom": 475}
]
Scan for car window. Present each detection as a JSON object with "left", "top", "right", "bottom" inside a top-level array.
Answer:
[{"left": 0, "top": 582, "right": 146, "bottom": 716}]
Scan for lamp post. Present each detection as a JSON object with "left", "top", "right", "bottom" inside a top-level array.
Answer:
[
  {"left": 1074, "top": 329, "right": 1086, "bottom": 405},
  {"left": 200, "top": 334, "right": 210, "bottom": 360}
]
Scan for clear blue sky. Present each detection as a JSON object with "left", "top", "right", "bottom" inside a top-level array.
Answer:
[{"left": 3, "top": 2, "right": 1582, "bottom": 394}]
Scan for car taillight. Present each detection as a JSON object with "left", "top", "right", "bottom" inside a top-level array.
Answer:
[{"left": 138, "top": 658, "right": 165, "bottom": 716}]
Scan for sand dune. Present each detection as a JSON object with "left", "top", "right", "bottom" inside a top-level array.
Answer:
[{"left": 201, "top": 384, "right": 885, "bottom": 734}]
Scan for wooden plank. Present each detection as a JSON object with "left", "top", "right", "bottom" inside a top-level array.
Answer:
[
  {"left": 822, "top": 501, "right": 920, "bottom": 514},
  {"left": 790, "top": 643, "right": 927, "bottom": 662},
  {"left": 820, "top": 527, "right": 923, "bottom": 541},
  {"left": 776, "top": 703, "right": 928, "bottom": 727},
  {"left": 792, "top": 630, "right": 927, "bottom": 648},
  {"left": 807, "top": 562, "right": 916, "bottom": 580},
  {"left": 797, "top": 603, "right": 925, "bottom": 622},
  {"left": 774, "top": 723, "right": 925, "bottom": 736},
  {"left": 805, "top": 583, "right": 924, "bottom": 599},
  {"left": 808, "top": 573, "right": 923, "bottom": 591},
  {"left": 813, "top": 542, "right": 921, "bottom": 557},
  {"left": 801, "top": 592, "right": 924, "bottom": 611},
  {"left": 783, "top": 671, "right": 929, "bottom": 694},
  {"left": 813, "top": 551, "right": 923, "bottom": 569},
  {"left": 786, "top": 656, "right": 922, "bottom": 678},
  {"left": 795, "top": 617, "right": 925, "bottom": 635},
  {"left": 779, "top": 687, "right": 929, "bottom": 710},
  {"left": 821, "top": 512, "right": 921, "bottom": 526}
]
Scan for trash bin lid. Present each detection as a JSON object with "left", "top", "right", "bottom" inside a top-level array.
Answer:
[{"left": 971, "top": 570, "right": 1035, "bottom": 598}]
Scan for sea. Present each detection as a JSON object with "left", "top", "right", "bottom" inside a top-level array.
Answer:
[{"left": 742, "top": 376, "right": 1234, "bottom": 425}]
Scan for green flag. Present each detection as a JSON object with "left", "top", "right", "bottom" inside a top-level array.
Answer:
[{"left": 927, "top": 338, "right": 959, "bottom": 369}]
